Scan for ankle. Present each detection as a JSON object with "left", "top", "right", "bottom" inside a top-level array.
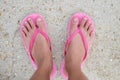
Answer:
[
  {"left": 67, "top": 67, "right": 81, "bottom": 79},
  {"left": 67, "top": 67, "right": 88, "bottom": 80},
  {"left": 66, "top": 64, "right": 80, "bottom": 74},
  {"left": 66, "top": 63, "right": 88, "bottom": 80},
  {"left": 37, "top": 56, "right": 52, "bottom": 72},
  {"left": 30, "top": 66, "right": 51, "bottom": 80}
]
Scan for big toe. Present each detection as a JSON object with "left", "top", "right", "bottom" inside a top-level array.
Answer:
[
  {"left": 70, "top": 17, "right": 79, "bottom": 35},
  {"left": 36, "top": 18, "right": 46, "bottom": 32}
]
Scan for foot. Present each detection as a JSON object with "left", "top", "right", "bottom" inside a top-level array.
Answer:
[
  {"left": 65, "top": 17, "right": 94, "bottom": 73},
  {"left": 21, "top": 18, "right": 52, "bottom": 73}
]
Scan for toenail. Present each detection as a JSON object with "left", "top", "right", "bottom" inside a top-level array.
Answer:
[
  {"left": 38, "top": 18, "right": 42, "bottom": 22},
  {"left": 91, "top": 31, "right": 94, "bottom": 34},
  {"left": 84, "top": 17, "right": 87, "bottom": 20},
  {"left": 25, "top": 22, "right": 27, "bottom": 24},
  {"left": 28, "top": 18, "right": 31, "bottom": 21},
  {"left": 22, "top": 28, "right": 25, "bottom": 31},
  {"left": 88, "top": 22, "right": 91, "bottom": 24},
  {"left": 73, "top": 18, "right": 78, "bottom": 22}
]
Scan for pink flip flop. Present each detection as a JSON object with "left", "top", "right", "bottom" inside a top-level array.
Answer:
[
  {"left": 20, "top": 13, "right": 56, "bottom": 80},
  {"left": 60, "top": 12, "right": 95, "bottom": 80}
]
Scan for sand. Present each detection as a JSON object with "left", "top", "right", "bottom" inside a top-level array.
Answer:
[{"left": 0, "top": 0, "right": 120, "bottom": 80}]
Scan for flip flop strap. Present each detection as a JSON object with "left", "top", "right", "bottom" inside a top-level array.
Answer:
[
  {"left": 65, "top": 29, "right": 88, "bottom": 61},
  {"left": 29, "top": 28, "right": 51, "bottom": 63}
]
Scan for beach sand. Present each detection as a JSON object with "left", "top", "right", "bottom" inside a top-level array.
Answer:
[{"left": 0, "top": 0, "right": 120, "bottom": 80}]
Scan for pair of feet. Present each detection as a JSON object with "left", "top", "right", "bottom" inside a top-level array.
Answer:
[{"left": 21, "top": 16, "right": 94, "bottom": 76}]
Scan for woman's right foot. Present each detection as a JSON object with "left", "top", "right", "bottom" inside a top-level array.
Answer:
[{"left": 65, "top": 17, "right": 94, "bottom": 76}]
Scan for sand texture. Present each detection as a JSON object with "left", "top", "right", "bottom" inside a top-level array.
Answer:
[{"left": 0, "top": 0, "right": 120, "bottom": 80}]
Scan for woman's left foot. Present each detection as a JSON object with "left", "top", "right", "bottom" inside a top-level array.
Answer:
[{"left": 21, "top": 18, "right": 52, "bottom": 72}]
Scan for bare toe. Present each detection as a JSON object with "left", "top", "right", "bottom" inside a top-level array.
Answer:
[
  {"left": 22, "top": 26, "right": 28, "bottom": 36},
  {"left": 80, "top": 17, "right": 87, "bottom": 28},
  {"left": 70, "top": 17, "right": 79, "bottom": 35},
  {"left": 84, "top": 21, "right": 91, "bottom": 31},
  {"left": 88, "top": 26, "right": 93, "bottom": 35},
  {"left": 90, "top": 31, "right": 94, "bottom": 37},
  {"left": 28, "top": 18, "right": 36, "bottom": 29},
  {"left": 36, "top": 18, "right": 46, "bottom": 32},
  {"left": 25, "top": 21, "right": 31, "bottom": 32}
]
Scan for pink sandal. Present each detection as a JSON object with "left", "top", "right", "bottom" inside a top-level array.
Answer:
[
  {"left": 60, "top": 13, "right": 95, "bottom": 80},
  {"left": 20, "top": 13, "right": 56, "bottom": 80}
]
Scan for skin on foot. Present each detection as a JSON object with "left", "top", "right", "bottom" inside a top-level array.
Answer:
[
  {"left": 65, "top": 17, "right": 94, "bottom": 74},
  {"left": 21, "top": 18, "right": 52, "bottom": 73}
]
